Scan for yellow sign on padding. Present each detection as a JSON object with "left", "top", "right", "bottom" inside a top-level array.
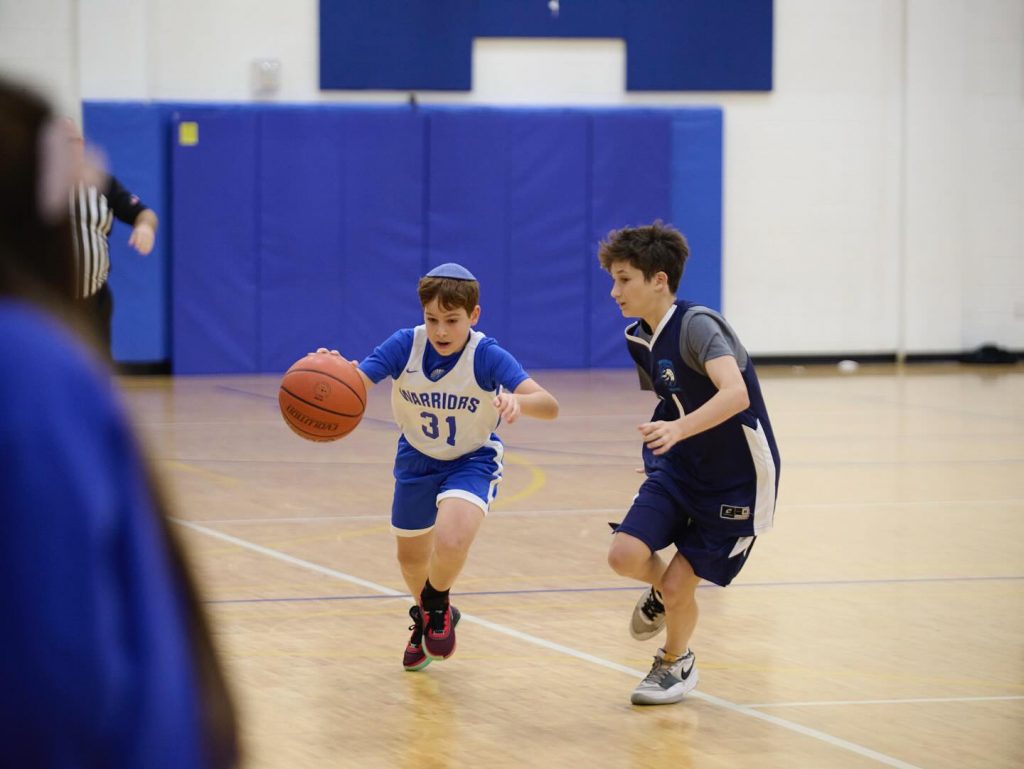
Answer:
[{"left": 178, "top": 122, "right": 199, "bottom": 146}]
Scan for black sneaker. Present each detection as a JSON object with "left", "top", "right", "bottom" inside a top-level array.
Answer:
[{"left": 421, "top": 602, "right": 461, "bottom": 660}]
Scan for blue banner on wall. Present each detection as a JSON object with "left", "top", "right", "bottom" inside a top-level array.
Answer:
[{"left": 320, "top": 0, "right": 772, "bottom": 92}]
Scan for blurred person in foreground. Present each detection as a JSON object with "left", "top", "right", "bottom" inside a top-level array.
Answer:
[{"left": 0, "top": 77, "right": 239, "bottom": 769}]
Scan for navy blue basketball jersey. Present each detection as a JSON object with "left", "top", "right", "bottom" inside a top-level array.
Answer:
[{"left": 625, "top": 300, "right": 780, "bottom": 535}]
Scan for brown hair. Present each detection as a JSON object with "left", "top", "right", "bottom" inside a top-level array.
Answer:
[
  {"left": 598, "top": 221, "right": 689, "bottom": 293},
  {"left": 417, "top": 276, "right": 480, "bottom": 314}
]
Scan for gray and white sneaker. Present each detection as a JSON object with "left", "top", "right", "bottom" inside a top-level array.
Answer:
[
  {"left": 630, "top": 649, "right": 699, "bottom": 705},
  {"left": 629, "top": 587, "right": 666, "bottom": 640}
]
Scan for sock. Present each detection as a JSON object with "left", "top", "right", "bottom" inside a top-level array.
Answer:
[
  {"left": 660, "top": 648, "right": 692, "bottom": 663},
  {"left": 420, "top": 579, "right": 450, "bottom": 611}
]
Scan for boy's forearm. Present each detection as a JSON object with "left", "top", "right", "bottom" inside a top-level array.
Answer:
[
  {"left": 677, "top": 386, "right": 749, "bottom": 438},
  {"left": 516, "top": 391, "right": 559, "bottom": 420}
]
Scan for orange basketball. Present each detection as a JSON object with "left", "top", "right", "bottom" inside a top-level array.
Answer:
[{"left": 279, "top": 352, "right": 366, "bottom": 442}]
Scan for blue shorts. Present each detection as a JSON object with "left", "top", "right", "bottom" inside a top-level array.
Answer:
[
  {"left": 391, "top": 439, "right": 504, "bottom": 536},
  {"left": 614, "top": 471, "right": 758, "bottom": 587}
]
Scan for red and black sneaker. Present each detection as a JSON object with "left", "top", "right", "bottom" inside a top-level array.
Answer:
[
  {"left": 403, "top": 605, "right": 431, "bottom": 672},
  {"left": 421, "top": 602, "right": 461, "bottom": 660}
]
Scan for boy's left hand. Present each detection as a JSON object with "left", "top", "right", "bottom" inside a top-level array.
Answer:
[
  {"left": 638, "top": 419, "right": 688, "bottom": 455},
  {"left": 494, "top": 392, "right": 521, "bottom": 424}
]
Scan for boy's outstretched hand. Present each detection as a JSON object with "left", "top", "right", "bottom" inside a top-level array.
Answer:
[
  {"left": 494, "top": 392, "right": 521, "bottom": 424},
  {"left": 638, "top": 419, "right": 689, "bottom": 455}
]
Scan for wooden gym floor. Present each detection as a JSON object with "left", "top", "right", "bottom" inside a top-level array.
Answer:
[{"left": 120, "top": 364, "right": 1024, "bottom": 769}]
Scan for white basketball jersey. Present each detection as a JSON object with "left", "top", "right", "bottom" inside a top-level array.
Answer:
[{"left": 391, "top": 326, "right": 501, "bottom": 461}]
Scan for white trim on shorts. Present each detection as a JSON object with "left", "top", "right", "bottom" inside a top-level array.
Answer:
[
  {"left": 436, "top": 489, "right": 490, "bottom": 514},
  {"left": 484, "top": 436, "right": 504, "bottom": 505},
  {"left": 391, "top": 523, "right": 436, "bottom": 538}
]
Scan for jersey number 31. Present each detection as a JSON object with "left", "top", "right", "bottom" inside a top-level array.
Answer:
[{"left": 420, "top": 411, "right": 457, "bottom": 447}]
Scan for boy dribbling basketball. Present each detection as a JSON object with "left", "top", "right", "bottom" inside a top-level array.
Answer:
[
  {"left": 341, "top": 264, "right": 558, "bottom": 670},
  {"left": 599, "top": 222, "right": 780, "bottom": 705}
]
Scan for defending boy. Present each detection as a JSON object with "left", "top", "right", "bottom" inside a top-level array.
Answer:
[{"left": 599, "top": 223, "right": 780, "bottom": 705}]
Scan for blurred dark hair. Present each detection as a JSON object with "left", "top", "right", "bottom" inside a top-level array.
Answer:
[
  {"left": 0, "top": 77, "right": 239, "bottom": 768},
  {"left": 0, "top": 78, "right": 75, "bottom": 302}
]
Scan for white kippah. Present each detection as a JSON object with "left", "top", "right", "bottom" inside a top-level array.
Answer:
[{"left": 425, "top": 263, "right": 476, "bottom": 281}]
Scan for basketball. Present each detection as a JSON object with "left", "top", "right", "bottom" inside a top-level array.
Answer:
[{"left": 279, "top": 351, "right": 366, "bottom": 442}]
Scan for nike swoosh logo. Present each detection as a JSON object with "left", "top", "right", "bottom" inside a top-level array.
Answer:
[
  {"left": 663, "top": 659, "right": 696, "bottom": 688},
  {"left": 406, "top": 368, "right": 419, "bottom": 373},
  {"left": 661, "top": 664, "right": 693, "bottom": 690}
]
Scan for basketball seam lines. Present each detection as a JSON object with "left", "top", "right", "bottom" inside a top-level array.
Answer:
[
  {"left": 280, "top": 384, "right": 365, "bottom": 418},
  {"left": 284, "top": 367, "right": 366, "bottom": 407}
]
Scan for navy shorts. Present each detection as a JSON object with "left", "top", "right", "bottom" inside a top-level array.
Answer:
[
  {"left": 614, "top": 471, "right": 758, "bottom": 587},
  {"left": 391, "top": 440, "right": 504, "bottom": 536}
]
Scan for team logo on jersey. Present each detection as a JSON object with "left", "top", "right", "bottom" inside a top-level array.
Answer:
[
  {"left": 657, "top": 359, "right": 681, "bottom": 392},
  {"left": 720, "top": 504, "right": 751, "bottom": 521}
]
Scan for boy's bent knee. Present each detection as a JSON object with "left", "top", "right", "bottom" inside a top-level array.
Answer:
[{"left": 607, "top": 534, "right": 652, "bottom": 577}]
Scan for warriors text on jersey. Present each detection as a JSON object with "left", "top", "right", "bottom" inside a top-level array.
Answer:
[{"left": 391, "top": 327, "right": 502, "bottom": 460}]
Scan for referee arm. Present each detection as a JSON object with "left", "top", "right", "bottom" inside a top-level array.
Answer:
[
  {"left": 107, "top": 175, "right": 158, "bottom": 255},
  {"left": 127, "top": 208, "right": 158, "bottom": 255}
]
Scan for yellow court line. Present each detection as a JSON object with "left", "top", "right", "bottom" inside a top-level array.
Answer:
[{"left": 493, "top": 450, "right": 546, "bottom": 507}]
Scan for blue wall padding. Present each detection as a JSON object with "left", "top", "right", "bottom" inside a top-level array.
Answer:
[
  {"left": 171, "top": 110, "right": 261, "bottom": 373},
  {"left": 502, "top": 112, "right": 590, "bottom": 368},
  {"left": 320, "top": 0, "right": 772, "bottom": 91},
  {"left": 671, "top": 109, "right": 724, "bottom": 313},
  {"left": 426, "top": 110, "right": 511, "bottom": 341},
  {"left": 626, "top": 0, "right": 775, "bottom": 91},
  {"left": 320, "top": 0, "right": 474, "bottom": 90},
  {"left": 588, "top": 112, "right": 672, "bottom": 368},
  {"left": 427, "top": 110, "right": 590, "bottom": 367},
  {"left": 82, "top": 102, "right": 170, "bottom": 362},
  {"left": 85, "top": 102, "right": 722, "bottom": 374},
  {"left": 258, "top": 111, "right": 349, "bottom": 372},
  {"left": 258, "top": 108, "right": 427, "bottom": 372},
  {"left": 329, "top": 110, "right": 427, "bottom": 362}
]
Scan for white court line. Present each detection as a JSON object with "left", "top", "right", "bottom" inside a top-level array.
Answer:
[
  {"left": 186, "top": 498, "right": 1024, "bottom": 525},
  {"left": 747, "top": 695, "right": 1024, "bottom": 708},
  {"left": 186, "top": 507, "right": 625, "bottom": 525},
  {"left": 175, "top": 519, "right": 925, "bottom": 769}
]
